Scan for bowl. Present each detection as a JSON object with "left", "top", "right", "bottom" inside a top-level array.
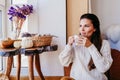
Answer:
[{"left": 0, "top": 40, "right": 14, "bottom": 49}]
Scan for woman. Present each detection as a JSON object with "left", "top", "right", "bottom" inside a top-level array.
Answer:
[{"left": 59, "top": 13, "right": 113, "bottom": 80}]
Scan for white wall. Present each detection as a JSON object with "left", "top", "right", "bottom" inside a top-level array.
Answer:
[
  {"left": 91, "top": 0, "right": 120, "bottom": 51},
  {"left": 91, "top": 0, "right": 120, "bottom": 32},
  {"left": 0, "top": 0, "right": 5, "bottom": 6},
  {"left": 28, "top": 0, "right": 66, "bottom": 76}
]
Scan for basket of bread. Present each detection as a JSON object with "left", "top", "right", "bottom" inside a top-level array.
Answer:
[
  {"left": 21, "top": 32, "right": 55, "bottom": 47},
  {"left": 0, "top": 38, "right": 14, "bottom": 49},
  {"left": 32, "top": 34, "right": 53, "bottom": 47}
]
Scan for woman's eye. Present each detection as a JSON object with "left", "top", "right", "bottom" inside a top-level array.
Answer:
[
  {"left": 80, "top": 25, "right": 90, "bottom": 27},
  {"left": 85, "top": 25, "right": 89, "bottom": 27},
  {"left": 80, "top": 25, "right": 82, "bottom": 27}
]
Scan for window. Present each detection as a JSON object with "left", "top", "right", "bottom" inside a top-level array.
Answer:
[
  {"left": 0, "top": 57, "right": 3, "bottom": 70},
  {"left": 0, "top": 0, "right": 35, "bottom": 75},
  {"left": 11, "top": 0, "right": 29, "bottom": 68},
  {"left": 0, "top": 10, "right": 2, "bottom": 38},
  {"left": 0, "top": 5, "right": 5, "bottom": 39},
  {"left": 0, "top": 4, "right": 5, "bottom": 71},
  {"left": 12, "top": 0, "right": 27, "bottom": 4}
]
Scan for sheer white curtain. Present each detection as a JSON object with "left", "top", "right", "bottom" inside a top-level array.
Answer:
[
  {"left": 27, "top": 0, "right": 39, "bottom": 33},
  {"left": 13, "top": 0, "right": 39, "bottom": 68},
  {"left": 0, "top": 1, "right": 6, "bottom": 71}
]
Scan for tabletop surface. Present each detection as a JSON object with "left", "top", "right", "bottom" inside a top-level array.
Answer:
[{"left": 0, "top": 45, "right": 58, "bottom": 57}]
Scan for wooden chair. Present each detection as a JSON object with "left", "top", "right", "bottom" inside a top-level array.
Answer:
[
  {"left": 109, "top": 49, "right": 120, "bottom": 80},
  {"left": 60, "top": 63, "right": 73, "bottom": 80},
  {"left": 60, "top": 76, "right": 75, "bottom": 80},
  {"left": 64, "top": 49, "right": 120, "bottom": 80}
]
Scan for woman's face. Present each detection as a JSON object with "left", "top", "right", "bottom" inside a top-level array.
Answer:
[{"left": 79, "top": 18, "right": 96, "bottom": 39}]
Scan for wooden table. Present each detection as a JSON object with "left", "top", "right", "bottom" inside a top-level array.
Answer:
[{"left": 0, "top": 45, "right": 58, "bottom": 80}]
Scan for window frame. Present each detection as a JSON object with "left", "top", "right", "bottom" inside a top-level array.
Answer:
[
  {"left": 10, "top": 0, "right": 29, "bottom": 68},
  {"left": 0, "top": 5, "right": 5, "bottom": 39},
  {"left": 0, "top": 4, "right": 6, "bottom": 71}
]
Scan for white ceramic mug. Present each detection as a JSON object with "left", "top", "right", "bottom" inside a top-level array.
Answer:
[{"left": 74, "top": 35, "right": 86, "bottom": 46}]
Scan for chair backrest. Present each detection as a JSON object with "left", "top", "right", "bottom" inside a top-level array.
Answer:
[
  {"left": 64, "top": 49, "right": 120, "bottom": 80},
  {"left": 109, "top": 49, "right": 120, "bottom": 80}
]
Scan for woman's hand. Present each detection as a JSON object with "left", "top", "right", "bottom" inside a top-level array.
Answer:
[
  {"left": 68, "top": 36, "right": 74, "bottom": 46},
  {"left": 67, "top": 35, "right": 92, "bottom": 47},
  {"left": 76, "top": 36, "right": 92, "bottom": 47}
]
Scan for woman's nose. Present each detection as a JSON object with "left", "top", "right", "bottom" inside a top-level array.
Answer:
[{"left": 81, "top": 26, "right": 84, "bottom": 31}]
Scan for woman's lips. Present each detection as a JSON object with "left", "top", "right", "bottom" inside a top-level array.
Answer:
[{"left": 81, "top": 33, "right": 86, "bottom": 36}]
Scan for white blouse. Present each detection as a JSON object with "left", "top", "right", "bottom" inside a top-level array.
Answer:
[{"left": 59, "top": 40, "right": 113, "bottom": 80}]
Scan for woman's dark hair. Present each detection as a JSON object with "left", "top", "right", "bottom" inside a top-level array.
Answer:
[
  {"left": 80, "top": 13, "right": 102, "bottom": 70},
  {"left": 80, "top": 13, "right": 102, "bottom": 52}
]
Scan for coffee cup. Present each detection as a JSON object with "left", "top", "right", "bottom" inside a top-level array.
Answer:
[{"left": 74, "top": 35, "right": 86, "bottom": 46}]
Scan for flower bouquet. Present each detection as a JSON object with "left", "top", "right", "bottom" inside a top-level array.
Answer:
[{"left": 8, "top": 4, "right": 33, "bottom": 39}]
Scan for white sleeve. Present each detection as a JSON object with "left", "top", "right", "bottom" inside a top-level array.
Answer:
[
  {"left": 87, "top": 40, "right": 113, "bottom": 73},
  {"left": 59, "top": 44, "right": 74, "bottom": 67}
]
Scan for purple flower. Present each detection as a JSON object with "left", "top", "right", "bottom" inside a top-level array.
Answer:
[
  {"left": 8, "top": 4, "right": 33, "bottom": 21},
  {"left": 21, "top": 5, "right": 33, "bottom": 15}
]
